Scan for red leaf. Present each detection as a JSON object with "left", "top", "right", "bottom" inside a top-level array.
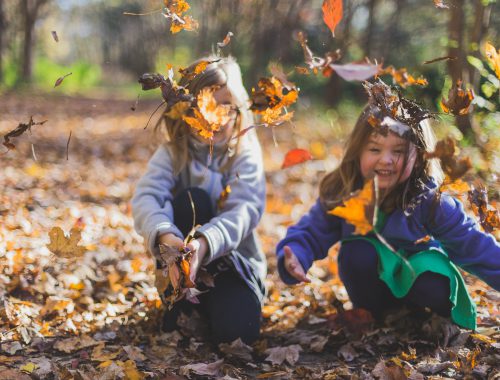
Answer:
[
  {"left": 322, "top": 0, "right": 343, "bottom": 37},
  {"left": 281, "top": 149, "right": 313, "bottom": 169}
]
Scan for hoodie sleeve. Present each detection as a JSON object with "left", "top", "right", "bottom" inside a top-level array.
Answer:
[
  {"left": 276, "top": 200, "right": 342, "bottom": 285},
  {"left": 427, "top": 193, "right": 500, "bottom": 291},
  {"left": 195, "top": 131, "right": 266, "bottom": 264},
  {"left": 131, "top": 145, "right": 183, "bottom": 256}
]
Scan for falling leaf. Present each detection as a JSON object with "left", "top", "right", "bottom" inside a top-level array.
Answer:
[
  {"left": 484, "top": 42, "right": 500, "bottom": 79},
  {"left": 54, "top": 335, "right": 99, "bottom": 353},
  {"left": 281, "top": 148, "right": 313, "bottom": 169},
  {"left": 51, "top": 30, "right": 59, "bottom": 42},
  {"left": 329, "top": 60, "right": 382, "bottom": 81},
  {"left": 179, "top": 59, "right": 219, "bottom": 81},
  {"left": 425, "top": 137, "right": 472, "bottom": 180},
  {"left": 440, "top": 178, "right": 471, "bottom": 194},
  {"left": 47, "top": 226, "right": 86, "bottom": 258},
  {"left": 468, "top": 184, "right": 500, "bottom": 233},
  {"left": 423, "top": 55, "right": 457, "bottom": 64},
  {"left": 322, "top": 0, "right": 343, "bottom": 37},
  {"left": 3, "top": 117, "right": 47, "bottom": 150},
  {"left": 138, "top": 72, "right": 194, "bottom": 112},
  {"left": 217, "top": 31, "right": 234, "bottom": 48},
  {"left": 441, "top": 80, "right": 474, "bottom": 115},
  {"left": 380, "top": 65, "right": 428, "bottom": 87},
  {"left": 297, "top": 31, "right": 342, "bottom": 76},
  {"left": 329, "top": 179, "right": 375, "bottom": 235},
  {"left": 183, "top": 88, "right": 231, "bottom": 140},
  {"left": 163, "top": 0, "right": 199, "bottom": 34},
  {"left": 434, "top": 0, "right": 450, "bottom": 8},
  {"left": 54, "top": 72, "right": 73, "bottom": 88},
  {"left": 265, "top": 345, "right": 302, "bottom": 366}
]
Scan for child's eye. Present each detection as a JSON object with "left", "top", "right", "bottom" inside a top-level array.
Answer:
[
  {"left": 394, "top": 150, "right": 406, "bottom": 155},
  {"left": 369, "top": 148, "right": 380, "bottom": 153}
]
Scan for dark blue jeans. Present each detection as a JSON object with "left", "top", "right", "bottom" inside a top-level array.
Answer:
[
  {"left": 163, "top": 188, "right": 261, "bottom": 344},
  {"left": 338, "top": 239, "right": 452, "bottom": 319}
]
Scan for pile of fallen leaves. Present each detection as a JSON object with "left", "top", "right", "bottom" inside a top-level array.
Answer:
[{"left": 0, "top": 93, "right": 499, "bottom": 379}]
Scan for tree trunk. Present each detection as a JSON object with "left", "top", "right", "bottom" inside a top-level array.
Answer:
[
  {"left": 363, "top": 0, "right": 378, "bottom": 58},
  {"left": 381, "top": 0, "right": 406, "bottom": 59},
  {"left": 468, "top": 0, "right": 491, "bottom": 91},
  {"left": 446, "top": 0, "right": 472, "bottom": 138},
  {"left": 0, "top": 1, "right": 5, "bottom": 82},
  {"left": 20, "top": 0, "right": 48, "bottom": 83}
]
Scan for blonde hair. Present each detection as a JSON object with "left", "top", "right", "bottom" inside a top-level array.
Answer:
[
  {"left": 155, "top": 56, "right": 254, "bottom": 174},
  {"left": 320, "top": 103, "right": 444, "bottom": 213}
]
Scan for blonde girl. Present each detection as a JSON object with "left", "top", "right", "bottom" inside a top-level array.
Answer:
[
  {"left": 132, "top": 57, "right": 266, "bottom": 344},
  {"left": 276, "top": 81, "right": 500, "bottom": 329}
]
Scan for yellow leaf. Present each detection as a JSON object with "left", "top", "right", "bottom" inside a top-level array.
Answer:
[
  {"left": 485, "top": 42, "right": 500, "bottom": 79},
  {"left": 20, "top": 362, "right": 37, "bottom": 373},
  {"left": 329, "top": 179, "right": 374, "bottom": 235},
  {"left": 165, "top": 101, "right": 191, "bottom": 120},
  {"left": 46, "top": 227, "right": 86, "bottom": 258},
  {"left": 122, "top": 360, "right": 146, "bottom": 380}
]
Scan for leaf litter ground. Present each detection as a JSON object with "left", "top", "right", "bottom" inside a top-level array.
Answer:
[{"left": 0, "top": 94, "right": 498, "bottom": 379}]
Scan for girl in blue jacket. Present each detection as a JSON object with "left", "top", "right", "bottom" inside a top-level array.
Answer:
[
  {"left": 276, "top": 81, "right": 500, "bottom": 329},
  {"left": 132, "top": 57, "right": 266, "bottom": 344}
]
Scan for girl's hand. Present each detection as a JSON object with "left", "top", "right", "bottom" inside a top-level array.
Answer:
[
  {"left": 186, "top": 236, "right": 209, "bottom": 283},
  {"left": 158, "top": 233, "right": 184, "bottom": 250},
  {"left": 284, "top": 246, "right": 311, "bottom": 283}
]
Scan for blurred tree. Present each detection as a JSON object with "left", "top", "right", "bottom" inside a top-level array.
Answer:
[
  {"left": 20, "top": 0, "right": 50, "bottom": 83},
  {"left": 0, "top": 1, "right": 5, "bottom": 82}
]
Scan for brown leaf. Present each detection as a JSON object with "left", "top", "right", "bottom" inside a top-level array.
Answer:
[
  {"left": 47, "top": 226, "right": 86, "bottom": 258},
  {"left": 440, "top": 80, "right": 474, "bottom": 115},
  {"left": 54, "top": 72, "right": 73, "bottom": 88},
  {"left": 3, "top": 117, "right": 47, "bottom": 150},
  {"left": 163, "top": 0, "right": 198, "bottom": 34},
  {"left": 51, "top": 30, "right": 59, "bottom": 42},
  {"left": 297, "top": 31, "right": 341, "bottom": 76},
  {"left": 380, "top": 65, "right": 428, "bottom": 88},
  {"left": 322, "top": 0, "right": 343, "bottom": 37},
  {"left": 217, "top": 31, "right": 234, "bottom": 48},
  {"left": 425, "top": 137, "right": 472, "bottom": 180},
  {"left": 265, "top": 345, "right": 302, "bottom": 366},
  {"left": 468, "top": 184, "right": 500, "bottom": 233}
]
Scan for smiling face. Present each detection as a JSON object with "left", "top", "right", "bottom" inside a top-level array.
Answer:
[{"left": 359, "top": 132, "right": 417, "bottom": 189}]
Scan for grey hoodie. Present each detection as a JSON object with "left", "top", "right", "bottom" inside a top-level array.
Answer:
[{"left": 131, "top": 130, "right": 267, "bottom": 300}]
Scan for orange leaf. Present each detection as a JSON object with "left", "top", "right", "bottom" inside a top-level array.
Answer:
[
  {"left": 484, "top": 42, "right": 500, "bottom": 79},
  {"left": 322, "top": 0, "right": 343, "bottom": 37},
  {"left": 281, "top": 149, "right": 313, "bottom": 169},
  {"left": 329, "top": 179, "right": 374, "bottom": 235},
  {"left": 179, "top": 258, "right": 195, "bottom": 288}
]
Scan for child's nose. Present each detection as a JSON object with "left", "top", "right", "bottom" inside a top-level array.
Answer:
[{"left": 380, "top": 152, "right": 395, "bottom": 165}]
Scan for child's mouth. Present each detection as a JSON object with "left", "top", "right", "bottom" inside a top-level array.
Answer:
[{"left": 375, "top": 169, "right": 394, "bottom": 177}]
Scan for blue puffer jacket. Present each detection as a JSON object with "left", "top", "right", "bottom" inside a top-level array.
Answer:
[{"left": 276, "top": 180, "right": 500, "bottom": 291}]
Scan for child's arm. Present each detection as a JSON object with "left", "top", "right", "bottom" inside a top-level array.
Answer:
[
  {"left": 195, "top": 133, "right": 266, "bottom": 264},
  {"left": 131, "top": 146, "right": 183, "bottom": 256},
  {"left": 427, "top": 193, "right": 500, "bottom": 291},
  {"left": 276, "top": 200, "right": 342, "bottom": 284}
]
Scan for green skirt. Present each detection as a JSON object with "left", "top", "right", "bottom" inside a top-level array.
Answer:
[{"left": 342, "top": 235, "right": 477, "bottom": 330}]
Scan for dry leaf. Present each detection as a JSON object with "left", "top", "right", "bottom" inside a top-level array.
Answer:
[
  {"left": 54, "top": 72, "right": 73, "bottom": 88},
  {"left": 265, "top": 345, "right": 302, "bottom": 366},
  {"left": 322, "top": 0, "right": 343, "bottom": 37},
  {"left": 281, "top": 148, "right": 313, "bottom": 169},
  {"left": 329, "top": 179, "right": 375, "bottom": 235},
  {"left": 441, "top": 80, "right": 474, "bottom": 115},
  {"left": 380, "top": 66, "right": 428, "bottom": 88},
  {"left": 179, "top": 359, "right": 224, "bottom": 377},
  {"left": 297, "top": 31, "right": 342, "bottom": 76},
  {"left": 484, "top": 42, "right": 500, "bottom": 79},
  {"left": 163, "top": 0, "right": 198, "bottom": 34},
  {"left": 330, "top": 60, "right": 382, "bottom": 81},
  {"left": 217, "top": 31, "right": 234, "bottom": 48},
  {"left": 47, "top": 226, "right": 86, "bottom": 258},
  {"left": 434, "top": 0, "right": 450, "bottom": 9},
  {"left": 3, "top": 117, "right": 47, "bottom": 150}
]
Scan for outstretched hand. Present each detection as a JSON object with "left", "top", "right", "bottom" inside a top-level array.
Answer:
[{"left": 283, "top": 246, "right": 310, "bottom": 283}]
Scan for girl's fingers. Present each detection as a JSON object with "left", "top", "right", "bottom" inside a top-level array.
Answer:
[{"left": 283, "top": 246, "right": 311, "bottom": 283}]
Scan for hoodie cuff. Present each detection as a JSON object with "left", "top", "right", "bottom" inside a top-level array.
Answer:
[
  {"left": 195, "top": 224, "right": 225, "bottom": 264},
  {"left": 147, "top": 222, "right": 183, "bottom": 257}
]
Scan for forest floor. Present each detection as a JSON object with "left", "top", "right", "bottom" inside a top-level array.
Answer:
[{"left": 0, "top": 94, "right": 499, "bottom": 379}]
